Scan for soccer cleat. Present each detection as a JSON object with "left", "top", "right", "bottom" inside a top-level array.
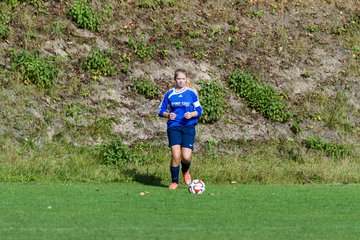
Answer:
[
  {"left": 183, "top": 171, "right": 192, "bottom": 185},
  {"left": 168, "top": 182, "right": 178, "bottom": 190}
]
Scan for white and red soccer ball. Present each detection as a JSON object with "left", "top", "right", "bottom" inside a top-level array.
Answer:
[{"left": 188, "top": 179, "right": 205, "bottom": 194}]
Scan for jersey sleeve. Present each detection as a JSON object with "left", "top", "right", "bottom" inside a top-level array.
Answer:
[
  {"left": 192, "top": 91, "right": 203, "bottom": 117},
  {"left": 157, "top": 90, "right": 170, "bottom": 117}
]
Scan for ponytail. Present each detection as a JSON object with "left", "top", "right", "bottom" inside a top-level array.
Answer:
[{"left": 186, "top": 79, "right": 194, "bottom": 89}]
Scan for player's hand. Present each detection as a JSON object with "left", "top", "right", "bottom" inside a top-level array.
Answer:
[
  {"left": 184, "top": 112, "right": 193, "bottom": 119},
  {"left": 169, "top": 112, "right": 176, "bottom": 120}
]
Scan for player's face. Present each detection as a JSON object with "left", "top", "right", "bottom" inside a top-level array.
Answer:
[{"left": 175, "top": 72, "right": 187, "bottom": 89}]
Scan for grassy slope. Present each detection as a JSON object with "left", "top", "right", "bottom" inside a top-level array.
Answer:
[
  {"left": 0, "top": 0, "right": 359, "bottom": 183},
  {"left": 1, "top": 183, "right": 360, "bottom": 240}
]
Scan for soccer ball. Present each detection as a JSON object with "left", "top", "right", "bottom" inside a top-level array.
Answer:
[{"left": 188, "top": 179, "right": 205, "bottom": 194}]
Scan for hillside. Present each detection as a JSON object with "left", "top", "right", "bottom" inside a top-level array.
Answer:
[{"left": 0, "top": 0, "right": 359, "bottom": 183}]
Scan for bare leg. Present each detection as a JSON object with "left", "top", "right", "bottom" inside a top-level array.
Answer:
[
  {"left": 170, "top": 145, "right": 181, "bottom": 167},
  {"left": 181, "top": 147, "right": 192, "bottom": 164}
]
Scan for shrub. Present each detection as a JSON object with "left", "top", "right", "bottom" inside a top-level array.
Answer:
[
  {"left": 0, "top": 22, "right": 10, "bottom": 39},
  {"left": 305, "top": 136, "right": 350, "bottom": 158},
  {"left": 198, "top": 80, "right": 226, "bottom": 123},
  {"left": 136, "top": 0, "right": 175, "bottom": 9},
  {"left": 98, "top": 138, "right": 132, "bottom": 167},
  {"left": 27, "top": 0, "right": 45, "bottom": 9},
  {"left": 290, "top": 120, "right": 301, "bottom": 134},
  {"left": 332, "top": 26, "right": 347, "bottom": 35},
  {"left": 131, "top": 76, "right": 159, "bottom": 99},
  {"left": 118, "top": 53, "right": 131, "bottom": 74},
  {"left": 245, "top": 9, "right": 264, "bottom": 18},
  {"left": 10, "top": 49, "right": 59, "bottom": 87},
  {"left": 7, "top": 0, "right": 44, "bottom": 8},
  {"left": 83, "top": 49, "right": 117, "bottom": 77},
  {"left": 136, "top": 0, "right": 161, "bottom": 9},
  {"left": 0, "top": 13, "right": 11, "bottom": 39},
  {"left": 303, "top": 23, "right": 319, "bottom": 33},
  {"left": 128, "top": 36, "right": 155, "bottom": 61},
  {"left": 50, "top": 21, "right": 66, "bottom": 38},
  {"left": 68, "top": 0, "right": 101, "bottom": 31},
  {"left": 228, "top": 70, "right": 290, "bottom": 122}
]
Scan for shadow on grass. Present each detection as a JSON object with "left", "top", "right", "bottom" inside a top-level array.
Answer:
[{"left": 124, "top": 169, "right": 167, "bottom": 188}]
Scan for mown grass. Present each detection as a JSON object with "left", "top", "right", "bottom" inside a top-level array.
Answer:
[{"left": 1, "top": 183, "right": 360, "bottom": 240}]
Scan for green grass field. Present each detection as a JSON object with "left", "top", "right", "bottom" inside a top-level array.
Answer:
[{"left": 1, "top": 183, "right": 360, "bottom": 240}]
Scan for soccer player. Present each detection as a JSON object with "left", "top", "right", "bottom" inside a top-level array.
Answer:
[{"left": 157, "top": 69, "right": 203, "bottom": 190}]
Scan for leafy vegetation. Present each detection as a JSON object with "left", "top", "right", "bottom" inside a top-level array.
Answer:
[
  {"left": 128, "top": 36, "right": 155, "bottom": 61},
  {"left": 6, "top": 0, "right": 45, "bottom": 9},
  {"left": 83, "top": 49, "right": 117, "bottom": 77},
  {"left": 305, "top": 136, "right": 350, "bottom": 159},
  {"left": 290, "top": 120, "right": 301, "bottom": 135},
  {"left": 0, "top": 0, "right": 359, "bottom": 185},
  {"left": 198, "top": 79, "right": 226, "bottom": 123},
  {"left": 228, "top": 70, "right": 291, "bottom": 123},
  {"left": 50, "top": 21, "right": 66, "bottom": 38},
  {"left": 10, "top": 49, "right": 59, "bottom": 87},
  {"left": 303, "top": 23, "right": 319, "bottom": 33},
  {"left": 68, "top": 0, "right": 101, "bottom": 31},
  {"left": 0, "top": 22, "right": 10, "bottom": 39},
  {"left": 97, "top": 138, "right": 133, "bottom": 167},
  {"left": 0, "top": 12, "right": 11, "bottom": 39},
  {"left": 131, "top": 76, "right": 159, "bottom": 99},
  {"left": 136, "top": 0, "right": 175, "bottom": 10}
]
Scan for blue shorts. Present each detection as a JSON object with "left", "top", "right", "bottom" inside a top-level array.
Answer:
[{"left": 167, "top": 125, "right": 196, "bottom": 150}]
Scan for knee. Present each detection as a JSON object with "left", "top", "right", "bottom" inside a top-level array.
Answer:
[
  {"left": 182, "top": 152, "right": 192, "bottom": 162},
  {"left": 172, "top": 157, "right": 181, "bottom": 165},
  {"left": 171, "top": 154, "right": 181, "bottom": 165}
]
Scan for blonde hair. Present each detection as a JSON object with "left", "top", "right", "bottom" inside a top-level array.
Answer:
[{"left": 174, "top": 68, "right": 194, "bottom": 89}]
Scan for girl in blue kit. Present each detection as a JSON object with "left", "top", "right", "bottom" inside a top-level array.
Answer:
[{"left": 158, "top": 69, "right": 203, "bottom": 190}]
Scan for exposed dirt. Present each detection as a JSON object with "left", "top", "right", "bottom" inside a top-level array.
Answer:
[{"left": 0, "top": 0, "right": 359, "bottom": 149}]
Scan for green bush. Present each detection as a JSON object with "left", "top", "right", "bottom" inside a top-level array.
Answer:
[
  {"left": 228, "top": 70, "right": 290, "bottom": 123},
  {"left": 6, "top": 0, "right": 44, "bottom": 8},
  {"left": 305, "top": 136, "right": 350, "bottom": 158},
  {"left": 83, "top": 49, "right": 117, "bottom": 76},
  {"left": 136, "top": 0, "right": 175, "bottom": 9},
  {"left": 136, "top": 0, "right": 161, "bottom": 9},
  {"left": 10, "top": 49, "right": 59, "bottom": 87},
  {"left": 290, "top": 120, "right": 301, "bottom": 134},
  {"left": 0, "top": 10, "right": 12, "bottom": 39},
  {"left": 128, "top": 36, "right": 155, "bottom": 61},
  {"left": 198, "top": 80, "right": 226, "bottom": 123},
  {"left": 131, "top": 76, "right": 159, "bottom": 99},
  {"left": 50, "top": 21, "right": 66, "bottom": 38},
  {"left": 331, "top": 26, "right": 347, "bottom": 35},
  {"left": 303, "top": 23, "right": 319, "bottom": 33},
  {"left": 98, "top": 138, "right": 132, "bottom": 167},
  {"left": 68, "top": 0, "right": 101, "bottom": 31},
  {"left": 0, "top": 22, "right": 10, "bottom": 39}
]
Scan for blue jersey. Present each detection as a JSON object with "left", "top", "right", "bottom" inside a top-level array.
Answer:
[{"left": 158, "top": 87, "right": 203, "bottom": 128}]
